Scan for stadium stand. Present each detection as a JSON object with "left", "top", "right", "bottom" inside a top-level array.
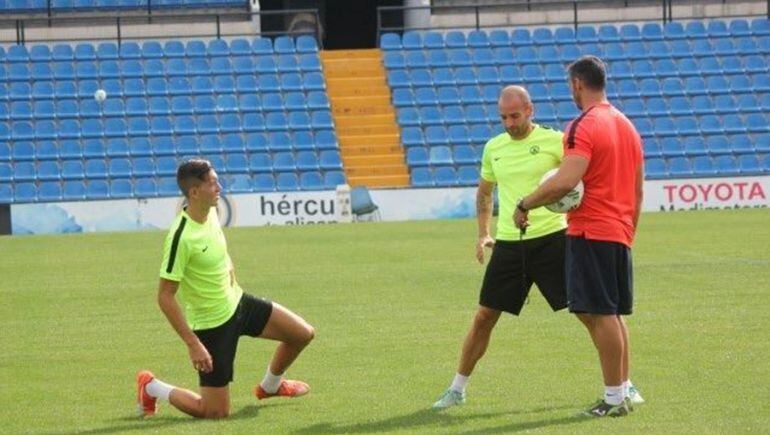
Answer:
[
  {"left": 1, "top": 0, "right": 246, "bottom": 13},
  {"left": 0, "top": 35, "right": 345, "bottom": 203},
  {"left": 380, "top": 18, "right": 770, "bottom": 187}
]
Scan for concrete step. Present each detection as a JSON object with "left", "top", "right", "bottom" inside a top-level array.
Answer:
[
  {"left": 327, "top": 77, "right": 386, "bottom": 89},
  {"left": 340, "top": 133, "right": 400, "bottom": 146},
  {"left": 337, "top": 124, "right": 399, "bottom": 136},
  {"left": 339, "top": 144, "right": 404, "bottom": 156},
  {"left": 327, "top": 85, "right": 391, "bottom": 97},
  {"left": 345, "top": 165, "right": 409, "bottom": 177},
  {"left": 332, "top": 95, "right": 391, "bottom": 109},
  {"left": 332, "top": 105, "right": 395, "bottom": 116},
  {"left": 348, "top": 174, "right": 411, "bottom": 188},
  {"left": 343, "top": 154, "right": 405, "bottom": 166},
  {"left": 325, "top": 67, "right": 384, "bottom": 78},
  {"left": 335, "top": 113, "right": 396, "bottom": 127},
  {"left": 321, "top": 48, "right": 380, "bottom": 60}
]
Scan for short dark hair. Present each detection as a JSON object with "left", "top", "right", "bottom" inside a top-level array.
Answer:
[
  {"left": 568, "top": 55, "right": 606, "bottom": 91},
  {"left": 177, "top": 159, "right": 212, "bottom": 197}
]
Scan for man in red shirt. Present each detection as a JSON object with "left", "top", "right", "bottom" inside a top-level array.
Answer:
[{"left": 514, "top": 56, "right": 645, "bottom": 417}]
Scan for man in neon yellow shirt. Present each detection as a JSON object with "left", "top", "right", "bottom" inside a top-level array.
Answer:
[
  {"left": 433, "top": 86, "right": 567, "bottom": 409},
  {"left": 136, "top": 159, "right": 315, "bottom": 419}
]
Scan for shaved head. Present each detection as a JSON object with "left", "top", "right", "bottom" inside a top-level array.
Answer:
[{"left": 499, "top": 85, "right": 532, "bottom": 106}]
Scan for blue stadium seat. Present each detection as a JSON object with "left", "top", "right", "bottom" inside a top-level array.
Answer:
[
  {"left": 706, "top": 135, "right": 731, "bottom": 155},
  {"left": 295, "top": 151, "right": 318, "bottom": 171},
  {"left": 434, "top": 167, "right": 458, "bottom": 187},
  {"left": 108, "top": 179, "right": 132, "bottom": 199},
  {"left": 641, "top": 22, "right": 663, "bottom": 40},
  {"left": 668, "top": 96, "right": 692, "bottom": 116},
  {"left": 411, "top": 167, "right": 434, "bottom": 187},
  {"left": 13, "top": 183, "right": 37, "bottom": 203},
  {"left": 715, "top": 155, "right": 739, "bottom": 175},
  {"left": 407, "top": 147, "right": 429, "bottom": 167},
  {"left": 13, "top": 161, "right": 35, "bottom": 181},
  {"left": 319, "top": 171, "right": 343, "bottom": 189},
  {"left": 683, "top": 136, "right": 708, "bottom": 156},
  {"left": 251, "top": 173, "right": 274, "bottom": 192},
  {"left": 225, "top": 153, "right": 249, "bottom": 174},
  {"left": 730, "top": 134, "right": 754, "bottom": 154},
  {"left": 675, "top": 116, "right": 699, "bottom": 136},
  {"left": 155, "top": 177, "right": 178, "bottom": 197},
  {"left": 739, "top": 154, "right": 762, "bottom": 173},
  {"left": 668, "top": 157, "right": 692, "bottom": 177},
  {"left": 660, "top": 137, "right": 684, "bottom": 157},
  {"left": 380, "top": 33, "right": 401, "bottom": 50},
  {"left": 425, "top": 126, "right": 448, "bottom": 146},
  {"left": 247, "top": 153, "right": 271, "bottom": 173},
  {"left": 37, "top": 181, "right": 62, "bottom": 202},
  {"left": 299, "top": 171, "right": 323, "bottom": 191},
  {"left": 226, "top": 174, "right": 251, "bottom": 193},
  {"left": 276, "top": 172, "right": 299, "bottom": 191},
  {"left": 692, "top": 156, "right": 716, "bottom": 176},
  {"left": 315, "top": 150, "right": 340, "bottom": 170}
]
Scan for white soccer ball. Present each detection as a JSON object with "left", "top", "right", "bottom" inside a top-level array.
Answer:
[
  {"left": 94, "top": 89, "right": 107, "bottom": 103},
  {"left": 539, "top": 168, "right": 584, "bottom": 213}
]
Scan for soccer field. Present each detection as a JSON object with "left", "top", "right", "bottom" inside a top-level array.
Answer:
[{"left": 1, "top": 208, "right": 768, "bottom": 434}]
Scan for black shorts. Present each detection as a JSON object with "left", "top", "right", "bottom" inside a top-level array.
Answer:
[
  {"left": 566, "top": 236, "right": 633, "bottom": 315},
  {"left": 193, "top": 294, "right": 273, "bottom": 387},
  {"left": 479, "top": 229, "right": 567, "bottom": 316}
]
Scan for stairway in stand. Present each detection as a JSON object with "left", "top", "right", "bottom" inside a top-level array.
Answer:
[{"left": 320, "top": 49, "right": 410, "bottom": 188}]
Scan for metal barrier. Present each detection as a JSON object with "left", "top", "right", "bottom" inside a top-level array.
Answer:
[
  {"left": 0, "top": 7, "right": 322, "bottom": 45},
  {"left": 377, "top": 0, "right": 770, "bottom": 45}
]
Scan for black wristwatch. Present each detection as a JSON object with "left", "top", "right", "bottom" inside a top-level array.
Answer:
[{"left": 516, "top": 199, "right": 529, "bottom": 213}]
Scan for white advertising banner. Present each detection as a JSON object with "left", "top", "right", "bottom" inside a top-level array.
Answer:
[
  {"left": 10, "top": 176, "right": 769, "bottom": 235},
  {"left": 643, "top": 175, "right": 769, "bottom": 212},
  {"left": 11, "top": 190, "right": 341, "bottom": 235}
]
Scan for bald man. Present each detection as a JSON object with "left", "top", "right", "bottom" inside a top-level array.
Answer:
[{"left": 433, "top": 86, "right": 569, "bottom": 409}]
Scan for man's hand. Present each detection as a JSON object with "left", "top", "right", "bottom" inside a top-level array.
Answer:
[
  {"left": 476, "top": 235, "right": 495, "bottom": 264},
  {"left": 188, "top": 340, "right": 213, "bottom": 373},
  {"left": 514, "top": 207, "right": 529, "bottom": 231}
]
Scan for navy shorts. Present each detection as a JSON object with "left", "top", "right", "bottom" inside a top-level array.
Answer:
[
  {"left": 566, "top": 236, "right": 633, "bottom": 315},
  {"left": 480, "top": 230, "right": 567, "bottom": 315},
  {"left": 193, "top": 294, "right": 273, "bottom": 387}
]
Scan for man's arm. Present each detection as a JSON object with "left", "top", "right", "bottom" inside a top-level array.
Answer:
[
  {"left": 476, "top": 179, "right": 496, "bottom": 264},
  {"left": 513, "top": 155, "right": 589, "bottom": 229},
  {"left": 157, "top": 278, "right": 213, "bottom": 373},
  {"left": 633, "top": 161, "right": 644, "bottom": 230}
]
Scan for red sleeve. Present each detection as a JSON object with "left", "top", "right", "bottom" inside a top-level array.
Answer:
[{"left": 563, "top": 118, "right": 593, "bottom": 161}]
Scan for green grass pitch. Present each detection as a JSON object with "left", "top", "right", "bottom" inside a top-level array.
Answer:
[{"left": 1, "top": 208, "right": 768, "bottom": 433}]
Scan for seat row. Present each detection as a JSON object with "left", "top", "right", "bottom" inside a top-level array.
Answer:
[
  {"left": 1, "top": 170, "right": 347, "bottom": 204},
  {"left": 382, "top": 39, "right": 770, "bottom": 69},
  {"left": 0, "top": 57, "right": 324, "bottom": 78},
  {"left": 0, "top": 73, "right": 328, "bottom": 100},
  {"left": 0, "top": 150, "right": 344, "bottom": 182},
  {"left": 0, "top": 133, "right": 341, "bottom": 164},
  {"left": 632, "top": 115, "right": 769, "bottom": 138},
  {"left": 1, "top": 131, "right": 340, "bottom": 161},
  {"left": 392, "top": 74, "right": 770, "bottom": 108},
  {"left": 0, "top": 93, "right": 331, "bottom": 120},
  {"left": 2, "top": 0, "right": 244, "bottom": 11},
  {"left": 0, "top": 37, "right": 318, "bottom": 62},
  {"left": 646, "top": 155, "right": 769, "bottom": 178},
  {"left": 645, "top": 134, "right": 770, "bottom": 158},
  {"left": 380, "top": 19, "right": 770, "bottom": 49},
  {"left": 0, "top": 111, "right": 335, "bottom": 139},
  {"left": 388, "top": 56, "right": 770, "bottom": 89}
]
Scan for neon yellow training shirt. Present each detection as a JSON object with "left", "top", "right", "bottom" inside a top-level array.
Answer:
[
  {"left": 480, "top": 124, "right": 567, "bottom": 241},
  {"left": 159, "top": 208, "right": 243, "bottom": 330}
]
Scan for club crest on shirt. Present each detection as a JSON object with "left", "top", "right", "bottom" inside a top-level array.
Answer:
[{"left": 530, "top": 145, "right": 540, "bottom": 155}]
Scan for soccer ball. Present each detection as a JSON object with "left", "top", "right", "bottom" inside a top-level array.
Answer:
[
  {"left": 539, "top": 168, "right": 584, "bottom": 213},
  {"left": 94, "top": 89, "right": 107, "bottom": 103}
]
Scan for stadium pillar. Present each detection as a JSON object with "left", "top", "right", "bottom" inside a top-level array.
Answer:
[{"left": 0, "top": 205, "right": 10, "bottom": 235}]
